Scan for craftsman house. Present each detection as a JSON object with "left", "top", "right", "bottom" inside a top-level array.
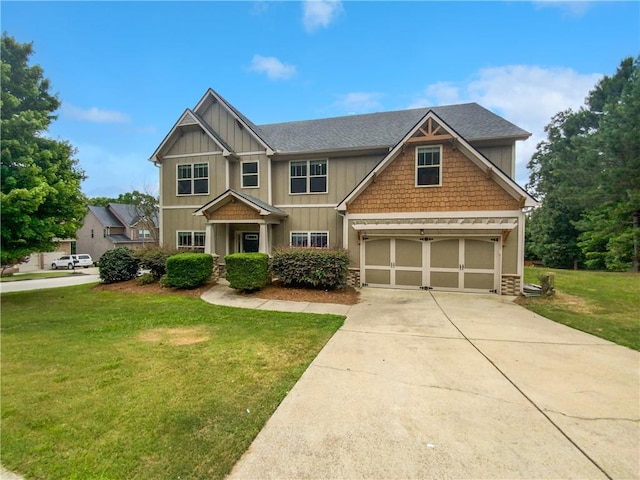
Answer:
[
  {"left": 76, "top": 203, "right": 159, "bottom": 262},
  {"left": 149, "top": 89, "right": 537, "bottom": 294}
]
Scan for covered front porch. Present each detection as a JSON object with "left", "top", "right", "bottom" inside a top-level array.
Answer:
[{"left": 194, "top": 189, "right": 287, "bottom": 258}]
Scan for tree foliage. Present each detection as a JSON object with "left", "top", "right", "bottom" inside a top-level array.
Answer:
[
  {"left": 526, "top": 57, "right": 639, "bottom": 271},
  {"left": 1, "top": 33, "right": 87, "bottom": 265}
]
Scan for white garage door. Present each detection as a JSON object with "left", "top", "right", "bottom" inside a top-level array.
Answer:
[{"left": 362, "top": 236, "right": 500, "bottom": 293}]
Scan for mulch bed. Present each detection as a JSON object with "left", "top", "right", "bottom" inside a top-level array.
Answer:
[{"left": 93, "top": 279, "right": 360, "bottom": 305}]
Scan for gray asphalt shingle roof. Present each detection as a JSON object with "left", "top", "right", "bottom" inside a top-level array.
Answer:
[
  {"left": 231, "top": 190, "right": 287, "bottom": 216},
  {"left": 254, "top": 103, "right": 530, "bottom": 154},
  {"left": 88, "top": 205, "right": 122, "bottom": 227}
]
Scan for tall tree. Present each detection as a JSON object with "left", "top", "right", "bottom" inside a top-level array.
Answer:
[
  {"left": 1, "top": 33, "right": 87, "bottom": 265},
  {"left": 526, "top": 57, "right": 639, "bottom": 271}
]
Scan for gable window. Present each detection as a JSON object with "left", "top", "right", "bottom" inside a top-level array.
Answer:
[
  {"left": 241, "top": 160, "right": 259, "bottom": 188},
  {"left": 290, "top": 231, "right": 329, "bottom": 248},
  {"left": 138, "top": 229, "right": 151, "bottom": 239},
  {"left": 290, "top": 159, "right": 327, "bottom": 194},
  {"left": 416, "top": 146, "right": 442, "bottom": 187},
  {"left": 177, "top": 163, "right": 209, "bottom": 195},
  {"left": 177, "top": 231, "right": 206, "bottom": 251}
]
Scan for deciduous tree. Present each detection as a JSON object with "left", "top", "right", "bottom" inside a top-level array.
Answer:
[{"left": 1, "top": 33, "right": 86, "bottom": 265}]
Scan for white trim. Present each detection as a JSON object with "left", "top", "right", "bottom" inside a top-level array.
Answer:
[
  {"left": 289, "top": 159, "right": 328, "bottom": 195},
  {"left": 237, "top": 151, "right": 268, "bottom": 156},
  {"left": 274, "top": 204, "right": 336, "bottom": 209},
  {"left": 157, "top": 162, "right": 163, "bottom": 246},
  {"left": 240, "top": 159, "right": 260, "bottom": 189},
  {"left": 415, "top": 145, "right": 443, "bottom": 187},
  {"left": 176, "top": 161, "right": 209, "bottom": 196},
  {"left": 289, "top": 231, "right": 330, "bottom": 248},
  {"left": 225, "top": 158, "right": 230, "bottom": 190},
  {"left": 163, "top": 151, "right": 223, "bottom": 159},
  {"left": 343, "top": 212, "right": 349, "bottom": 250},
  {"left": 352, "top": 223, "right": 517, "bottom": 231},
  {"left": 337, "top": 110, "right": 537, "bottom": 210},
  {"left": 208, "top": 219, "right": 268, "bottom": 224},
  {"left": 517, "top": 210, "right": 525, "bottom": 291},
  {"left": 176, "top": 230, "right": 206, "bottom": 251},
  {"left": 267, "top": 157, "right": 272, "bottom": 205},
  {"left": 162, "top": 205, "right": 202, "bottom": 210},
  {"left": 347, "top": 210, "right": 523, "bottom": 220}
]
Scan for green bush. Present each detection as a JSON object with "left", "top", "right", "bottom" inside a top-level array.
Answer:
[
  {"left": 133, "top": 246, "right": 179, "bottom": 279},
  {"left": 99, "top": 248, "right": 140, "bottom": 284},
  {"left": 270, "top": 248, "right": 349, "bottom": 289},
  {"left": 164, "top": 253, "right": 213, "bottom": 289},
  {"left": 136, "top": 272, "right": 156, "bottom": 285},
  {"left": 225, "top": 253, "right": 270, "bottom": 291}
]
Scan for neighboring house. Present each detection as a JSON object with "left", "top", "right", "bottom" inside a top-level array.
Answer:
[
  {"left": 76, "top": 203, "right": 159, "bottom": 261},
  {"left": 149, "top": 89, "right": 537, "bottom": 294}
]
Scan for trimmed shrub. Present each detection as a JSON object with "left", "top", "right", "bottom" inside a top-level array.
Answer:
[
  {"left": 136, "top": 272, "right": 156, "bottom": 285},
  {"left": 164, "top": 253, "right": 213, "bottom": 289},
  {"left": 99, "top": 247, "right": 140, "bottom": 284},
  {"left": 270, "top": 248, "right": 349, "bottom": 289},
  {"left": 225, "top": 253, "right": 270, "bottom": 291},
  {"left": 133, "top": 245, "right": 179, "bottom": 279}
]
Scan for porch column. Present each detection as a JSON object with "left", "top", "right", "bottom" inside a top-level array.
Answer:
[
  {"left": 205, "top": 223, "right": 215, "bottom": 255},
  {"left": 259, "top": 223, "right": 268, "bottom": 253}
]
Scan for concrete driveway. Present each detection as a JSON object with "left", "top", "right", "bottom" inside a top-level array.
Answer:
[{"left": 228, "top": 289, "right": 639, "bottom": 479}]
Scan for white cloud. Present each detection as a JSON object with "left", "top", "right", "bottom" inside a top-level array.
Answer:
[
  {"left": 335, "top": 92, "right": 384, "bottom": 114},
  {"left": 63, "top": 103, "right": 131, "bottom": 123},
  {"left": 249, "top": 54, "right": 296, "bottom": 80},
  {"left": 410, "top": 65, "right": 602, "bottom": 186},
  {"left": 533, "top": 1, "right": 592, "bottom": 16},
  {"left": 303, "top": 0, "right": 343, "bottom": 33}
]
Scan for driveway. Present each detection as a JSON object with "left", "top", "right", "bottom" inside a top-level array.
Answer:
[
  {"left": 228, "top": 289, "right": 639, "bottom": 479},
  {"left": 0, "top": 269, "right": 100, "bottom": 293}
]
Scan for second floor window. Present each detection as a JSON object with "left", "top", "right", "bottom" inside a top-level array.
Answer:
[
  {"left": 416, "top": 146, "right": 442, "bottom": 187},
  {"left": 241, "top": 161, "right": 259, "bottom": 188},
  {"left": 290, "top": 159, "right": 327, "bottom": 194},
  {"left": 138, "top": 229, "right": 151, "bottom": 239},
  {"left": 177, "top": 163, "right": 209, "bottom": 195}
]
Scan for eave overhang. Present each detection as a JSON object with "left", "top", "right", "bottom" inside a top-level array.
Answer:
[{"left": 336, "top": 110, "right": 538, "bottom": 212}]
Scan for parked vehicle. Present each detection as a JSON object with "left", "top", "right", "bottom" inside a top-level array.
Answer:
[{"left": 51, "top": 254, "right": 94, "bottom": 270}]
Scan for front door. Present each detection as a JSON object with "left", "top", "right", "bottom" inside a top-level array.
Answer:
[{"left": 241, "top": 232, "right": 259, "bottom": 253}]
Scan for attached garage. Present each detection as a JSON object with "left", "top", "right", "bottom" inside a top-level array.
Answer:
[{"left": 361, "top": 236, "right": 500, "bottom": 293}]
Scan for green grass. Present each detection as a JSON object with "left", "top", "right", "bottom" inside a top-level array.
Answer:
[
  {"left": 0, "top": 271, "right": 81, "bottom": 282},
  {"left": 520, "top": 267, "right": 640, "bottom": 350},
  {"left": 1, "top": 284, "right": 345, "bottom": 479}
]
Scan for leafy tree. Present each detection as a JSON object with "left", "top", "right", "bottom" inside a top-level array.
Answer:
[
  {"left": 1, "top": 33, "right": 86, "bottom": 265},
  {"left": 526, "top": 56, "right": 639, "bottom": 271}
]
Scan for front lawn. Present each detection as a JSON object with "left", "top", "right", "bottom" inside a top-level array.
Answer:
[
  {"left": 1, "top": 284, "right": 344, "bottom": 479},
  {"left": 519, "top": 267, "right": 639, "bottom": 350}
]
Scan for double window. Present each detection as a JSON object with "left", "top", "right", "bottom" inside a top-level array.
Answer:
[
  {"left": 177, "top": 231, "right": 206, "bottom": 251},
  {"left": 138, "top": 229, "right": 152, "bottom": 239},
  {"left": 290, "top": 159, "right": 327, "bottom": 194},
  {"left": 290, "top": 231, "right": 329, "bottom": 248},
  {"left": 241, "top": 160, "right": 259, "bottom": 188},
  {"left": 416, "top": 146, "right": 442, "bottom": 187},
  {"left": 177, "top": 163, "right": 209, "bottom": 195}
]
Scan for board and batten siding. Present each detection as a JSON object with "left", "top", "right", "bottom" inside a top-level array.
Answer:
[
  {"left": 161, "top": 208, "right": 207, "bottom": 249},
  {"left": 275, "top": 207, "right": 342, "bottom": 248},
  {"left": 271, "top": 154, "right": 382, "bottom": 205},
  {"left": 228, "top": 154, "right": 270, "bottom": 200},
  {"left": 474, "top": 143, "right": 515, "bottom": 178},
  {"left": 160, "top": 154, "right": 226, "bottom": 207},
  {"left": 199, "top": 101, "right": 264, "bottom": 154}
]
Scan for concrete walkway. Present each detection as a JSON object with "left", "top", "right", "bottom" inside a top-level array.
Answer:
[{"left": 203, "top": 287, "right": 640, "bottom": 480}]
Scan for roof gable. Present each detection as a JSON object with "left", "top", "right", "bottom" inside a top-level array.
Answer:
[
  {"left": 194, "top": 89, "right": 274, "bottom": 155},
  {"left": 337, "top": 110, "right": 537, "bottom": 210},
  {"left": 149, "top": 109, "right": 235, "bottom": 162},
  {"left": 194, "top": 189, "right": 287, "bottom": 218}
]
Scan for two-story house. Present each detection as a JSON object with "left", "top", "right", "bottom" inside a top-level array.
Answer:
[
  {"left": 149, "top": 89, "right": 537, "bottom": 294},
  {"left": 76, "top": 203, "right": 159, "bottom": 262}
]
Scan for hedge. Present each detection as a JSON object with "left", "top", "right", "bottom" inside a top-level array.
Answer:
[
  {"left": 270, "top": 248, "right": 349, "bottom": 289},
  {"left": 164, "top": 253, "right": 213, "bottom": 289},
  {"left": 99, "top": 247, "right": 140, "bottom": 284},
  {"left": 225, "top": 253, "right": 270, "bottom": 291}
]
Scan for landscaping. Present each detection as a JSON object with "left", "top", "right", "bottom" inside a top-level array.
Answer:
[
  {"left": 1, "top": 284, "right": 345, "bottom": 479},
  {"left": 519, "top": 267, "right": 639, "bottom": 351}
]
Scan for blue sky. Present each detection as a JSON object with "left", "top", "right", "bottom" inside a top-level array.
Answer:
[{"left": 2, "top": 1, "right": 638, "bottom": 197}]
